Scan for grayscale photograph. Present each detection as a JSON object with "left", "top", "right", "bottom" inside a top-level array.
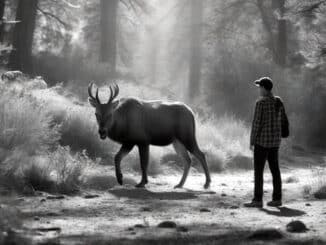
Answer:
[{"left": 0, "top": 0, "right": 325, "bottom": 244}]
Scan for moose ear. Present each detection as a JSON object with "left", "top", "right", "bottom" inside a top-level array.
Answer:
[{"left": 88, "top": 97, "right": 97, "bottom": 108}]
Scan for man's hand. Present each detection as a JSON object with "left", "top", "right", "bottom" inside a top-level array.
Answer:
[{"left": 250, "top": 145, "right": 254, "bottom": 151}]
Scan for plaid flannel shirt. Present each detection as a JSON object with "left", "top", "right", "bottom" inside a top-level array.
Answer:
[{"left": 250, "top": 94, "right": 287, "bottom": 148}]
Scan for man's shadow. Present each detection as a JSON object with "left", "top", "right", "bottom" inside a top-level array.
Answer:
[{"left": 260, "top": 206, "right": 306, "bottom": 217}]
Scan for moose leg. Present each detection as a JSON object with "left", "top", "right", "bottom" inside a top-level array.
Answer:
[
  {"left": 173, "top": 140, "right": 191, "bottom": 189},
  {"left": 136, "top": 145, "right": 149, "bottom": 188},
  {"left": 190, "top": 144, "right": 211, "bottom": 189},
  {"left": 114, "top": 144, "right": 134, "bottom": 185}
]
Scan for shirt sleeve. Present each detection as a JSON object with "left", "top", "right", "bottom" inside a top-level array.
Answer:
[
  {"left": 250, "top": 101, "right": 263, "bottom": 146},
  {"left": 281, "top": 104, "right": 289, "bottom": 130}
]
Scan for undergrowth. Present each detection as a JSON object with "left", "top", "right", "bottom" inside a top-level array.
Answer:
[{"left": 0, "top": 74, "right": 255, "bottom": 194}]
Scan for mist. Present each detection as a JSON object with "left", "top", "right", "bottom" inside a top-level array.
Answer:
[
  {"left": 5, "top": 0, "right": 323, "bottom": 148},
  {"left": 0, "top": 0, "right": 326, "bottom": 244}
]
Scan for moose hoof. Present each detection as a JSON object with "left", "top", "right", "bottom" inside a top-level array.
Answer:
[
  {"left": 135, "top": 183, "right": 146, "bottom": 188},
  {"left": 204, "top": 182, "right": 210, "bottom": 189},
  {"left": 116, "top": 174, "right": 123, "bottom": 185},
  {"left": 174, "top": 184, "right": 183, "bottom": 189}
]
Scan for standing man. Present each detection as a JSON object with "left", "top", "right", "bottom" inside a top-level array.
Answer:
[{"left": 245, "top": 77, "right": 289, "bottom": 208}]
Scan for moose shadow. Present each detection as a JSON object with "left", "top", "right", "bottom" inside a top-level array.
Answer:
[
  {"left": 83, "top": 175, "right": 137, "bottom": 190},
  {"left": 109, "top": 188, "right": 198, "bottom": 200},
  {"left": 260, "top": 206, "right": 306, "bottom": 217}
]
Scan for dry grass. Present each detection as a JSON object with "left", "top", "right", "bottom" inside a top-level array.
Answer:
[
  {"left": 0, "top": 83, "right": 59, "bottom": 193},
  {"left": 196, "top": 115, "right": 251, "bottom": 171},
  {"left": 22, "top": 159, "right": 54, "bottom": 193},
  {"left": 49, "top": 146, "right": 92, "bottom": 194},
  {"left": 0, "top": 81, "right": 93, "bottom": 194},
  {"left": 301, "top": 166, "right": 326, "bottom": 199},
  {"left": 1, "top": 146, "right": 90, "bottom": 194},
  {"left": 30, "top": 84, "right": 118, "bottom": 160},
  {"left": 312, "top": 167, "right": 326, "bottom": 199},
  {"left": 59, "top": 106, "right": 116, "bottom": 158},
  {"left": 0, "top": 87, "right": 60, "bottom": 155}
]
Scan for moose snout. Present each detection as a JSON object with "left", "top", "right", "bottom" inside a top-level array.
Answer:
[{"left": 98, "top": 129, "right": 107, "bottom": 140}]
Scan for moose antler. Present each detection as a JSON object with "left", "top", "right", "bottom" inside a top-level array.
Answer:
[
  {"left": 88, "top": 82, "right": 101, "bottom": 104},
  {"left": 107, "top": 83, "right": 119, "bottom": 104}
]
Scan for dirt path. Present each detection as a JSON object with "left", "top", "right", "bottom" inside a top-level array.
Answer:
[{"left": 1, "top": 167, "right": 324, "bottom": 245}]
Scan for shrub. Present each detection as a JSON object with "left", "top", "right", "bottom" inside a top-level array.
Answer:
[
  {"left": 195, "top": 114, "right": 251, "bottom": 171},
  {"left": 0, "top": 88, "right": 60, "bottom": 155},
  {"left": 30, "top": 84, "right": 118, "bottom": 160},
  {"left": 312, "top": 167, "right": 326, "bottom": 199},
  {"left": 314, "top": 185, "right": 326, "bottom": 199},
  {"left": 302, "top": 184, "right": 312, "bottom": 197},
  {"left": 0, "top": 85, "right": 61, "bottom": 193},
  {"left": 22, "top": 158, "right": 54, "bottom": 193},
  {"left": 49, "top": 146, "right": 91, "bottom": 194},
  {"left": 302, "top": 167, "right": 326, "bottom": 199},
  {"left": 59, "top": 106, "right": 117, "bottom": 159},
  {"left": 0, "top": 81, "right": 92, "bottom": 194},
  {"left": 2, "top": 146, "right": 91, "bottom": 194}
]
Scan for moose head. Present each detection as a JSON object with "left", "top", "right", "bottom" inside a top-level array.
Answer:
[{"left": 88, "top": 83, "right": 119, "bottom": 140}]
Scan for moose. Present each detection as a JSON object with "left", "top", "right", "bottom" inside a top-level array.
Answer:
[{"left": 88, "top": 83, "right": 211, "bottom": 189}]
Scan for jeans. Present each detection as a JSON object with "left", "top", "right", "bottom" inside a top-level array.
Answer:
[{"left": 253, "top": 144, "right": 282, "bottom": 201}]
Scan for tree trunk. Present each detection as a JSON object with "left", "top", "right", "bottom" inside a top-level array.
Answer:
[
  {"left": 9, "top": 0, "right": 38, "bottom": 73},
  {"left": 188, "top": 0, "right": 203, "bottom": 101},
  {"left": 257, "top": 0, "right": 287, "bottom": 66},
  {"left": 256, "top": 0, "right": 278, "bottom": 63},
  {"left": 100, "top": 0, "right": 118, "bottom": 73},
  {"left": 277, "top": 0, "right": 287, "bottom": 66},
  {"left": 0, "top": 0, "right": 5, "bottom": 43}
]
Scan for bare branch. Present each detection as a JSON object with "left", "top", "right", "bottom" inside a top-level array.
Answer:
[
  {"left": 36, "top": 5, "right": 71, "bottom": 30},
  {"left": 299, "top": 0, "right": 326, "bottom": 14},
  {"left": 120, "top": 0, "right": 131, "bottom": 10},
  {"left": 61, "top": 0, "right": 81, "bottom": 8},
  {"left": 51, "top": 0, "right": 81, "bottom": 9}
]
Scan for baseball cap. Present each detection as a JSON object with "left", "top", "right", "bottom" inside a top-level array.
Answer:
[{"left": 254, "top": 77, "right": 273, "bottom": 91}]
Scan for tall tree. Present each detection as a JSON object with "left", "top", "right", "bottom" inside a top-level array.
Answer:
[
  {"left": 257, "top": 0, "right": 288, "bottom": 66},
  {"left": 274, "top": 0, "right": 287, "bottom": 65},
  {"left": 9, "top": 0, "right": 38, "bottom": 73},
  {"left": 188, "top": 0, "right": 203, "bottom": 100},
  {"left": 0, "top": 0, "right": 5, "bottom": 42},
  {"left": 100, "top": 0, "right": 118, "bottom": 73}
]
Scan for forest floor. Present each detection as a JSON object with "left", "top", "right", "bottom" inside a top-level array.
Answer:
[{"left": 1, "top": 153, "right": 326, "bottom": 245}]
